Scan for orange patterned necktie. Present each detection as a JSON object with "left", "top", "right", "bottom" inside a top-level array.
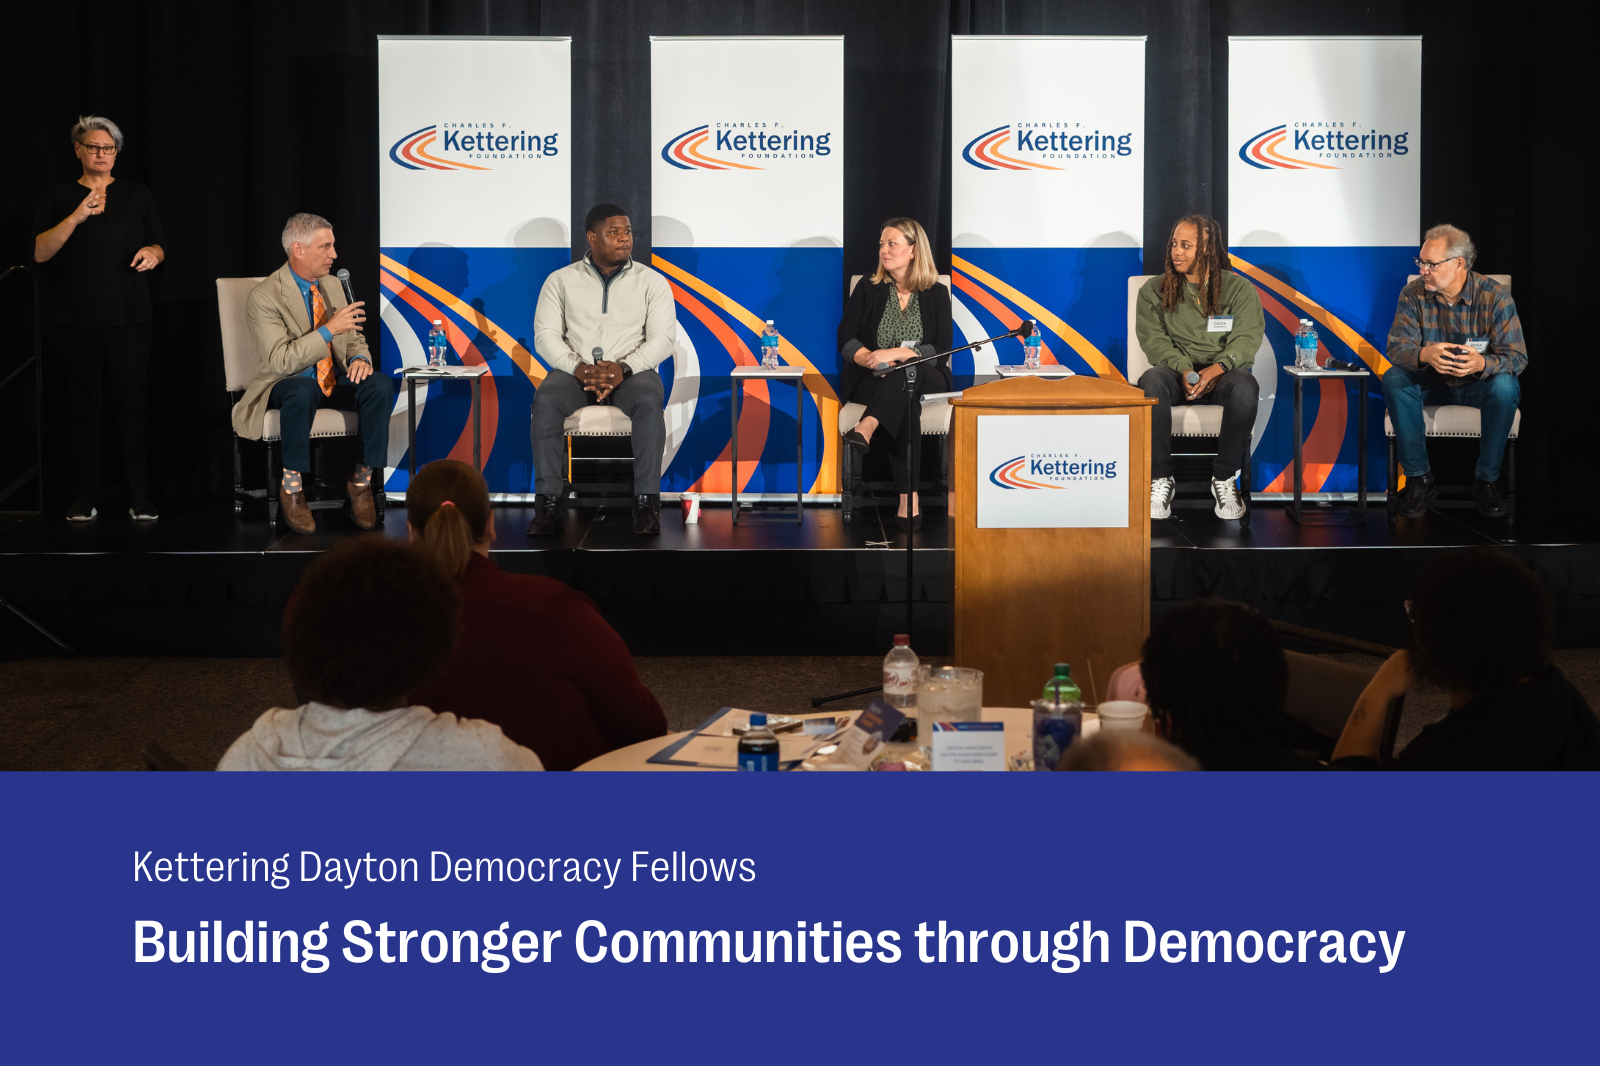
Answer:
[{"left": 311, "top": 284, "right": 336, "bottom": 397}]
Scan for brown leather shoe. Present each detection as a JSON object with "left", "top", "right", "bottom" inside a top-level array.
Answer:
[
  {"left": 279, "top": 483, "right": 316, "bottom": 534},
  {"left": 346, "top": 478, "right": 378, "bottom": 530}
]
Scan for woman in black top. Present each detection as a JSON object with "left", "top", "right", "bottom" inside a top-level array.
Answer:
[
  {"left": 836, "top": 217, "right": 952, "bottom": 529},
  {"left": 33, "top": 115, "right": 167, "bottom": 521}
]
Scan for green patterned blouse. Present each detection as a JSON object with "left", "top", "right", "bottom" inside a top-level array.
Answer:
[{"left": 876, "top": 288, "right": 924, "bottom": 350}]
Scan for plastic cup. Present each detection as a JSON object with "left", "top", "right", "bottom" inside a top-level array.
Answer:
[
  {"left": 1096, "top": 700, "right": 1148, "bottom": 732},
  {"left": 917, "top": 666, "right": 983, "bottom": 748}
]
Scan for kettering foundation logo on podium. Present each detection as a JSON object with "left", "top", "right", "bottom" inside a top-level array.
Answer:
[
  {"left": 388, "top": 123, "right": 561, "bottom": 171},
  {"left": 660, "top": 122, "right": 834, "bottom": 171},
  {"left": 962, "top": 123, "right": 1134, "bottom": 170},
  {"left": 977, "top": 415, "right": 1129, "bottom": 529},
  {"left": 1237, "top": 122, "right": 1411, "bottom": 170},
  {"left": 989, "top": 453, "right": 1119, "bottom": 490}
]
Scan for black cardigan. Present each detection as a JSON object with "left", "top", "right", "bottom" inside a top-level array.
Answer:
[{"left": 835, "top": 277, "right": 953, "bottom": 399}]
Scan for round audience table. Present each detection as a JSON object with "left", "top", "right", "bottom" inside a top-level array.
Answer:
[{"left": 574, "top": 707, "right": 1100, "bottom": 771}]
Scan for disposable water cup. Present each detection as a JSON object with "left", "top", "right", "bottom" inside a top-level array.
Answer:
[
  {"left": 681, "top": 493, "right": 701, "bottom": 524},
  {"left": 1096, "top": 700, "right": 1148, "bottom": 732}
]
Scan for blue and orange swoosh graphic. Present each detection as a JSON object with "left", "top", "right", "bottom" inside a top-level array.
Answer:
[
  {"left": 961, "top": 126, "right": 1062, "bottom": 171},
  {"left": 989, "top": 456, "right": 1064, "bottom": 490},
  {"left": 388, "top": 126, "right": 491, "bottom": 172},
  {"left": 1236, "top": 125, "right": 1338, "bottom": 171},
  {"left": 659, "top": 125, "right": 762, "bottom": 171}
]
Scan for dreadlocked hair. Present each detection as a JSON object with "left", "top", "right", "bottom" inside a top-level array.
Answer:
[{"left": 1160, "top": 214, "right": 1229, "bottom": 317}]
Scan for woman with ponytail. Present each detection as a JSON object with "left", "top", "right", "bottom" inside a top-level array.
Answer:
[{"left": 407, "top": 460, "right": 667, "bottom": 769}]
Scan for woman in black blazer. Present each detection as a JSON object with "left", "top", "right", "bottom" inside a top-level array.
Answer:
[{"left": 836, "top": 217, "right": 952, "bottom": 529}]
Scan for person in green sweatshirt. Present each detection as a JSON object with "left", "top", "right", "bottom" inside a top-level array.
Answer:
[{"left": 1134, "top": 215, "right": 1264, "bottom": 521}]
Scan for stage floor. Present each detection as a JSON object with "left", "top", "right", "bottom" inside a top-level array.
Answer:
[{"left": 4, "top": 495, "right": 1598, "bottom": 658}]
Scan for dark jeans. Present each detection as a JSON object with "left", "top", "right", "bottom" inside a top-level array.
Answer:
[
  {"left": 1138, "top": 365, "right": 1259, "bottom": 480},
  {"left": 267, "top": 368, "right": 393, "bottom": 474},
  {"left": 847, "top": 363, "right": 952, "bottom": 492},
  {"left": 530, "top": 368, "right": 665, "bottom": 494},
  {"left": 1381, "top": 364, "right": 1520, "bottom": 481},
  {"left": 53, "top": 322, "right": 151, "bottom": 504}
]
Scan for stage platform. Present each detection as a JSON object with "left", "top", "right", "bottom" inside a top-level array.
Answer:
[{"left": 4, "top": 496, "right": 1599, "bottom": 659}]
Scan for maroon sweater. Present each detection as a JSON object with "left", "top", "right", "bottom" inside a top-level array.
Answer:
[{"left": 411, "top": 554, "right": 667, "bottom": 770}]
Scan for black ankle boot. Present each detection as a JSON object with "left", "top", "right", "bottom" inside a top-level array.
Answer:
[
  {"left": 633, "top": 494, "right": 660, "bottom": 535},
  {"left": 526, "top": 494, "right": 562, "bottom": 535}
]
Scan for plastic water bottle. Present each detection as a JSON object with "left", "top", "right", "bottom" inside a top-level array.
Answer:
[
  {"left": 428, "top": 320, "right": 448, "bottom": 368},
  {"left": 737, "top": 713, "right": 780, "bottom": 771},
  {"left": 1041, "top": 663, "right": 1083, "bottom": 705},
  {"left": 761, "top": 320, "right": 781, "bottom": 369},
  {"left": 1295, "top": 319, "right": 1319, "bottom": 369},
  {"left": 1023, "top": 321, "right": 1042, "bottom": 369},
  {"left": 882, "top": 634, "right": 919, "bottom": 710}
]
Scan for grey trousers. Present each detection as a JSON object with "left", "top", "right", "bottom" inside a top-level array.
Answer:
[{"left": 530, "top": 368, "right": 665, "bottom": 494}]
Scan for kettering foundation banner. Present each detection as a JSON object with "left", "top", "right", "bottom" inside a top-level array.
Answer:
[
  {"left": 951, "top": 36, "right": 1145, "bottom": 385},
  {"left": 377, "top": 36, "right": 572, "bottom": 494},
  {"left": 651, "top": 36, "right": 844, "bottom": 497},
  {"left": 1229, "top": 36, "right": 1421, "bottom": 496}
]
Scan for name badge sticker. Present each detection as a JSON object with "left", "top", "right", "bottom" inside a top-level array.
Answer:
[
  {"left": 1206, "top": 315, "right": 1233, "bottom": 333},
  {"left": 1467, "top": 338, "right": 1489, "bottom": 354}
]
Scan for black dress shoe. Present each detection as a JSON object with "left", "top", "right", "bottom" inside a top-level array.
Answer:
[
  {"left": 894, "top": 513, "right": 923, "bottom": 531},
  {"left": 1397, "top": 473, "right": 1437, "bottom": 519},
  {"left": 842, "top": 429, "right": 870, "bottom": 455},
  {"left": 1474, "top": 477, "right": 1507, "bottom": 518},
  {"left": 526, "top": 494, "right": 562, "bottom": 536},
  {"left": 633, "top": 493, "right": 661, "bottom": 535}
]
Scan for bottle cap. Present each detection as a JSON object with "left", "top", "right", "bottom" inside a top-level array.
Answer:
[
  {"left": 1054, "top": 662, "right": 1070, "bottom": 675},
  {"left": 749, "top": 713, "right": 768, "bottom": 727},
  {"left": 766, "top": 319, "right": 774, "bottom": 325},
  {"left": 894, "top": 634, "right": 909, "bottom": 646},
  {"left": 433, "top": 319, "right": 443, "bottom": 326}
]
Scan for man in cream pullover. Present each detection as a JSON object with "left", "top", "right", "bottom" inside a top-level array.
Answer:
[{"left": 529, "top": 204, "right": 676, "bottom": 536}]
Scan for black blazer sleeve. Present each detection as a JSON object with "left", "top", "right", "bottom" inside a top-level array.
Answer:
[{"left": 918, "top": 281, "right": 953, "bottom": 364}]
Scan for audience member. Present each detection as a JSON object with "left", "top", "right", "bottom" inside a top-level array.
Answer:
[
  {"left": 218, "top": 538, "right": 542, "bottom": 771},
  {"left": 1057, "top": 730, "right": 1199, "bottom": 771},
  {"left": 1141, "top": 599, "right": 1324, "bottom": 770},
  {"left": 1333, "top": 549, "right": 1600, "bottom": 769},
  {"left": 404, "top": 460, "right": 668, "bottom": 770}
]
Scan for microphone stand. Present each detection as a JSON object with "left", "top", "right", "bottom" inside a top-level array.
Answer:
[{"left": 810, "top": 328, "right": 1024, "bottom": 706}]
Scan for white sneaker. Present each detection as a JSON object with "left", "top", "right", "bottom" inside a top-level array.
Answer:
[
  {"left": 1150, "top": 477, "right": 1176, "bottom": 520},
  {"left": 1211, "top": 471, "right": 1246, "bottom": 521}
]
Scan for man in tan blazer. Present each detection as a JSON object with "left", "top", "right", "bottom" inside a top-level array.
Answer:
[{"left": 234, "top": 213, "right": 392, "bottom": 533}]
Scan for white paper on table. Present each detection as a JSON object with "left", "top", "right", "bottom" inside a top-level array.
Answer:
[
  {"left": 931, "top": 722, "right": 1006, "bottom": 771},
  {"left": 671, "top": 733, "right": 826, "bottom": 769}
]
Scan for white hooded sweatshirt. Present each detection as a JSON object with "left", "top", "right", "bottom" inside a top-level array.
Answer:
[{"left": 217, "top": 702, "right": 544, "bottom": 771}]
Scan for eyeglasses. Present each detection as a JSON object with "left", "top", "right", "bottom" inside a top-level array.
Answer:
[
  {"left": 1413, "top": 256, "right": 1460, "bottom": 273},
  {"left": 78, "top": 142, "right": 118, "bottom": 156}
]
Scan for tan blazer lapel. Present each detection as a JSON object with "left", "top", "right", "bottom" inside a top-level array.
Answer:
[{"left": 278, "top": 265, "right": 312, "bottom": 335}]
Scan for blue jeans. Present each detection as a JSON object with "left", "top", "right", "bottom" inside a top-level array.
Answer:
[{"left": 1381, "top": 365, "right": 1519, "bottom": 481}]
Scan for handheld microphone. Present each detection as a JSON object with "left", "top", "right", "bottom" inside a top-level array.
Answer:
[
  {"left": 336, "top": 269, "right": 355, "bottom": 306},
  {"left": 1186, "top": 371, "right": 1201, "bottom": 385},
  {"left": 1326, "top": 357, "right": 1361, "bottom": 373},
  {"left": 591, "top": 346, "right": 605, "bottom": 363}
]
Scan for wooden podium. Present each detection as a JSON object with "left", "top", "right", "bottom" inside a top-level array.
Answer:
[{"left": 950, "top": 375, "right": 1155, "bottom": 708}]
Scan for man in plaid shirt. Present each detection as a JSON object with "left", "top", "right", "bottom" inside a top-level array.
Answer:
[{"left": 1384, "top": 224, "right": 1525, "bottom": 518}]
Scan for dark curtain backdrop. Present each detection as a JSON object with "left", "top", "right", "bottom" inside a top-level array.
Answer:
[{"left": 0, "top": 0, "right": 1587, "bottom": 509}]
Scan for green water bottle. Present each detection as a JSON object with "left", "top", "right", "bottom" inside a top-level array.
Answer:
[{"left": 1041, "top": 663, "right": 1083, "bottom": 705}]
